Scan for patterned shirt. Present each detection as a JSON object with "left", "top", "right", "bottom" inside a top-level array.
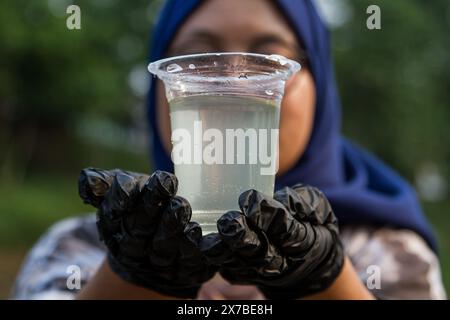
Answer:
[{"left": 10, "top": 214, "right": 447, "bottom": 299}]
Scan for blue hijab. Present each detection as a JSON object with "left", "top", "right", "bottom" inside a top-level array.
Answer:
[{"left": 147, "top": 0, "right": 437, "bottom": 251}]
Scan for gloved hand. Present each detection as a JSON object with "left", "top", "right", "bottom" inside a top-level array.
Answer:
[
  {"left": 201, "top": 184, "right": 344, "bottom": 299},
  {"left": 78, "top": 168, "right": 217, "bottom": 298}
]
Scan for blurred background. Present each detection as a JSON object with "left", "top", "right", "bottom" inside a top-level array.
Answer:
[{"left": 0, "top": 0, "right": 448, "bottom": 298}]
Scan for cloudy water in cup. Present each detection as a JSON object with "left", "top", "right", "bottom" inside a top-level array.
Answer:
[{"left": 169, "top": 94, "right": 280, "bottom": 234}]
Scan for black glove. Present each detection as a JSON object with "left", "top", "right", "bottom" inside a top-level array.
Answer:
[
  {"left": 78, "top": 168, "right": 217, "bottom": 298},
  {"left": 201, "top": 184, "right": 344, "bottom": 299}
]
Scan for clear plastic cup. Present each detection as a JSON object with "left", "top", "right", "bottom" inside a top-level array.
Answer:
[{"left": 148, "top": 52, "right": 301, "bottom": 234}]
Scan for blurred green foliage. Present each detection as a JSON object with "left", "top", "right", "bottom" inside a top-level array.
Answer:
[
  {"left": 0, "top": 0, "right": 448, "bottom": 295},
  {"left": 0, "top": 0, "right": 161, "bottom": 181},
  {"left": 333, "top": 0, "right": 450, "bottom": 180}
]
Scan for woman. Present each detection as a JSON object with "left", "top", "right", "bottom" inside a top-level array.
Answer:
[{"left": 12, "top": 0, "right": 445, "bottom": 300}]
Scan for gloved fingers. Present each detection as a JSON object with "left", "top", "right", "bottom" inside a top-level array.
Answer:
[
  {"left": 238, "top": 189, "right": 289, "bottom": 233},
  {"left": 287, "top": 225, "right": 336, "bottom": 275},
  {"left": 177, "top": 222, "right": 217, "bottom": 281},
  {"left": 199, "top": 232, "right": 233, "bottom": 266},
  {"left": 274, "top": 187, "right": 307, "bottom": 219},
  {"left": 178, "top": 221, "right": 204, "bottom": 264},
  {"left": 98, "top": 171, "right": 181, "bottom": 266},
  {"left": 184, "top": 221, "right": 203, "bottom": 245},
  {"left": 272, "top": 187, "right": 317, "bottom": 255},
  {"left": 141, "top": 170, "right": 178, "bottom": 213},
  {"left": 217, "top": 210, "right": 262, "bottom": 257},
  {"left": 95, "top": 172, "right": 143, "bottom": 254},
  {"left": 217, "top": 210, "right": 287, "bottom": 276},
  {"left": 79, "top": 168, "right": 116, "bottom": 208},
  {"left": 150, "top": 196, "right": 192, "bottom": 267},
  {"left": 162, "top": 196, "right": 192, "bottom": 234},
  {"left": 121, "top": 170, "right": 179, "bottom": 236},
  {"left": 101, "top": 171, "right": 142, "bottom": 215},
  {"left": 313, "top": 225, "right": 335, "bottom": 260},
  {"left": 290, "top": 184, "right": 338, "bottom": 226},
  {"left": 122, "top": 170, "right": 151, "bottom": 194},
  {"left": 238, "top": 189, "right": 307, "bottom": 251},
  {"left": 95, "top": 211, "right": 121, "bottom": 255}
]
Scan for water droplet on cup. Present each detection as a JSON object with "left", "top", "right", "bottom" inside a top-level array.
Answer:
[
  {"left": 267, "top": 54, "right": 287, "bottom": 66},
  {"left": 188, "top": 64, "right": 196, "bottom": 70},
  {"left": 265, "top": 89, "right": 274, "bottom": 96},
  {"left": 167, "top": 63, "right": 183, "bottom": 73}
]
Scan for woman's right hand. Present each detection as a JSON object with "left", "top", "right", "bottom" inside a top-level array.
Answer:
[
  {"left": 78, "top": 168, "right": 217, "bottom": 299},
  {"left": 201, "top": 186, "right": 345, "bottom": 300}
]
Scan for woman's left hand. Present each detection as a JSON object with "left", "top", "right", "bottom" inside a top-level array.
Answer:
[{"left": 201, "top": 185, "right": 345, "bottom": 299}]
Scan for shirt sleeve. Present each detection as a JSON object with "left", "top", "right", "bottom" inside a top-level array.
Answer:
[
  {"left": 10, "top": 214, "right": 106, "bottom": 300},
  {"left": 340, "top": 225, "right": 447, "bottom": 300}
]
